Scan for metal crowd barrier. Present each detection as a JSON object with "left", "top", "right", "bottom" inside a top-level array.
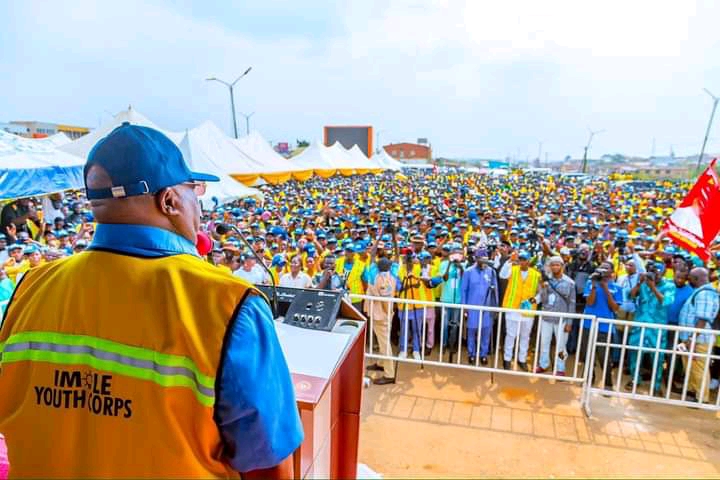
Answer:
[
  {"left": 350, "top": 293, "right": 595, "bottom": 385},
  {"left": 582, "top": 317, "right": 720, "bottom": 415},
  {"left": 349, "top": 294, "right": 720, "bottom": 417}
]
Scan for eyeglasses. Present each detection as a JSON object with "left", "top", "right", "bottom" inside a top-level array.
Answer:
[{"left": 184, "top": 181, "right": 207, "bottom": 196}]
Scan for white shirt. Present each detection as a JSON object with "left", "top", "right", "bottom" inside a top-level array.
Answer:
[
  {"left": 233, "top": 264, "right": 269, "bottom": 285},
  {"left": 279, "top": 272, "right": 313, "bottom": 289}
]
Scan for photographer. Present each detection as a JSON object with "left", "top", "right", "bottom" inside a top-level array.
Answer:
[
  {"left": 439, "top": 243, "right": 465, "bottom": 362},
  {"left": 398, "top": 251, "right": 431, "bottom": 360},
  {"left": 624, "top": 262, "right": 673, "bottom": 393},
  {"left": 536, "top": 256, "right": 576, "bottom": 375},
  {"left": 460, "top": 248, "right": 498, "bottom": 365},
  {"left": 580, "top": 261, "right": 623, "bottom": 387},
  {"left": 616, "top": 251, "right": 647, "bottom": 321},
  {"left": 566, "top": 244, "right": 597, "bottom": 353}
]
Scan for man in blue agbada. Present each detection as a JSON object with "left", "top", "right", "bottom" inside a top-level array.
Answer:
[
  {"left": 625, "top": 262, "right": 674, "bottom": 393},
  {"left": 461, "top": 248, "right": 499, "bottom": 365}
]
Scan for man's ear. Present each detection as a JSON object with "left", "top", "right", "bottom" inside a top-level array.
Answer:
[{"left": 156, "top": 187, "right": 182, "bottom": 216}]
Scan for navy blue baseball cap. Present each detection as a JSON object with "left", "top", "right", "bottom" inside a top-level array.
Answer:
[{"left": 84, "top": 122, "right": 219, "bottom": 200}]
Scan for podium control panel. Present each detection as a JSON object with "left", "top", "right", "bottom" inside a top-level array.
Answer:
[{"left": 254, "top": 285, "right": 348, "bottom": 332}]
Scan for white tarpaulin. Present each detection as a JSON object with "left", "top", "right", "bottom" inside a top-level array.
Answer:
[
  {"left": 178, "top": 126, "right": 262, "bottom": 207},
  {"left": 0, "top": 131, "right": 85, "bottom": 200}
]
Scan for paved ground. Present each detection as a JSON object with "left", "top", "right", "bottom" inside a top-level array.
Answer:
[{"left": 358, "top": 362, "right": 720, "bottom": 478}]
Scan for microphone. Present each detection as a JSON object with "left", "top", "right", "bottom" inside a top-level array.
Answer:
[{"left": 215, "top": 223, "right": 279, "bottom": 319}]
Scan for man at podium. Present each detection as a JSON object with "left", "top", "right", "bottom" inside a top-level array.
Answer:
[{"left": 0, "top": 124, "right": 303, "bottom": 478}]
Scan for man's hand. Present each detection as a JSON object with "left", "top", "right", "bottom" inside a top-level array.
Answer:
[{"left": 564, "top": 323, "right": 572, "bottom": 333}]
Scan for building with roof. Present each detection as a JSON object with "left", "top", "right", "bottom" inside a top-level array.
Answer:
[
  {"left": 383, "top": 142, "right": 432, "bottom": 163},
  {"left": 9, "top": 121, "right": 90, "bottom": 140}
]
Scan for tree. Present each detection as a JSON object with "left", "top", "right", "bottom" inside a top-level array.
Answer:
[{"left": 296, "top": 139, "right": 309, "bottom": 148}]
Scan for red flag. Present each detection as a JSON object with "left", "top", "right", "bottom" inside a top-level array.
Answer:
[{"left": 663, "top": 159, "right": 720, "bottom": 261}]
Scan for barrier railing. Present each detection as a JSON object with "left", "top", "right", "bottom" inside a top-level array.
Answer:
[
  {"left": 582, "top": 317, "right": 720, "bottom": 415},
  {"left": 349, "top": 294, "right": 720, "bottom": 417},
  {"left": 350, "top": 293, "right": 595, "bottom": 385}
]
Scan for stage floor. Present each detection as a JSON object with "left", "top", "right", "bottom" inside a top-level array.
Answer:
[{"left": 359, "top": 362, "right": 720, "bottom": 478}]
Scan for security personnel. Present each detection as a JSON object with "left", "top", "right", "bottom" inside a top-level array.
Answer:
[{"left": 0, "top": 123, "right": 303, "bottom": 478}]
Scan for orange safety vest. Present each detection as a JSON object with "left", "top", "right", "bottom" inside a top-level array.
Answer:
[
  {"left": 502, "top": 265, "right": 541, "bottom": 310},
  {"left": 0, "top": 250, "right": 256, "bottom": 478}
]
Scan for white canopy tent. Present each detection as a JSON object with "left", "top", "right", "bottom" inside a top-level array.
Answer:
[
  {"left": 289, "top": 141, "right": 338, "bottom": 178},
  {"left": 60, "top": 106, "right": 182, "bottom": 160},
  {"left": 233, "top": 131, "right": 312, "bottom": 183},
  {"left": 326, "top": 142, "right": 362, "bottom": 175},
  {"left": 0, "top": 130, "right": 85, "bottom": 200},
  {"left": 178, "top": 126, "right": 262, "bottom": 207},
  {"left": 347, "top": 144, "right": 384, "bottom": 173},
  {"left": 371, "top": 148, "right": 404, "bottom": 171},
  {"left": 38, "top": 132, "right": 72, "bottom": 148}
]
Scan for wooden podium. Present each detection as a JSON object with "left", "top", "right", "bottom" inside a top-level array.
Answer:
[{"left": 274, "top": 301, "right": 366, "bottom": 479}]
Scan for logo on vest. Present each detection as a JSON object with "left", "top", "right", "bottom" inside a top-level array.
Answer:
[{"left": 33, "top": 369, "right": 133, "bottom": 418}]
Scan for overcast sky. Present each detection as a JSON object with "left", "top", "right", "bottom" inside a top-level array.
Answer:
[{"left": 2, "top": 0, "right": 719, "bottom": 160}]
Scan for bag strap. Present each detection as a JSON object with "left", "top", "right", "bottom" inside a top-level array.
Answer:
[{"left": 547, "top": 277, "right": 571, "bottom": 305}]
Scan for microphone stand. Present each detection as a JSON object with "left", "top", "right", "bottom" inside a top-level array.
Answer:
[{"left": 219, "top": 224, "right": 279, "bottom": 319}]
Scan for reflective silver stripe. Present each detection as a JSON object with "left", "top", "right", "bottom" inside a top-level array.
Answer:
[{"left": 4, "top": 341, "right": 215, "bottom": 398}]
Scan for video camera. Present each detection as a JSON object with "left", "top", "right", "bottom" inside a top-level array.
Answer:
[{"left": 590, "top": 267, "right": 611, "bottom": 282}]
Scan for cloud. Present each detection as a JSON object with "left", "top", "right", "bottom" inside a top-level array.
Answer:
[{"left": 1, "top": 0, "right": 719, "bottom": 159}]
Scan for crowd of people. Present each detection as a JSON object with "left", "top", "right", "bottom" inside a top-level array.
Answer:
[{"left": 2, "top": 170, "right": 720, "bottom": 399}]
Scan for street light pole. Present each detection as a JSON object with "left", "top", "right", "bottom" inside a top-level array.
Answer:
[
  {"left": 696, "top": 88, "right": 719, "bottom": 171},
  {"left": 240, "top": 112, "right": 255, "bottom": 135},
  {"left": 581, "top": 128, "right": 605, "bottom": 174},
  {"left": 205, "top": 66, "right": 252, "bottom": 139}
]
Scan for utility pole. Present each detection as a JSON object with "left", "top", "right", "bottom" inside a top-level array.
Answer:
[
  {"left": 240, "top": 112, "right": 255, "bottom": 135},
  {"left": 696, "top": 88, "right": 719, "bottom": 171},
  {"left": 536, "top": 140, "right": 543, "bottom": 167},
  {"left": 581, "top": 127, "right": 605, "bottom": 174},
  {"left": 205, "top": 66, "right": 253, "bottom": 139}
]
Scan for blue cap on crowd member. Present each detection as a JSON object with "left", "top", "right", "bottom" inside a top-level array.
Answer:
[
  {"left": 418, "top": 251, "right": 432, "bottom": 260},
  {"left": 518, "top": 250, "right": 531, "bottom": 261},
  {"left": 231, "top": 208, "right": 242, "bottom": 217},
  {"left": 327, "top": 237, "right": 338, "bottom": 245},
  {"left": 381, "top": 234, "right": 391, "bottom": 242},
  {"left": 354, "top": 243, "right": 368, "bottom": 253},
  {"left": 84, "top": 212, "right": 94, "bottom": 222},
  {"left": 344, "top": 243, "right": 355, "bottom": 252},
  {"left": 317, "top": 232, "right": 326, "bottom": 240},
  {"left": 474, "top": 248, "right": 489, "bottom": 259},
  {"left": 55, "top": 229, "right": 69, "bottom": 238},
  {"left": 84, "top": 123, "right": 219, "bottom": 200},
  {"left": 8, "top": 244, "right": 23, "bottom": 252},
  {"left": 293, "top": 228, "right": 303, "bottom": 236},
  {"left": 23, "top": 245, "right": 39, "bottom": 255},
  {"left": 441, "top": 244, "right": 452, "bottom": 252},
  {"left": 271, "top": 254, "right": 286, "bottom": 268},
  {"left": 428, "top": 241, "right": 437, "bottom": 248}
]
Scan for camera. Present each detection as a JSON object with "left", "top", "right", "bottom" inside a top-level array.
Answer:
[
  {"left": 590, "top": 268, "right": 608, "bottom": 281},
  {"left": 613, "top": 238, "right": 627, "bottom": 255}
]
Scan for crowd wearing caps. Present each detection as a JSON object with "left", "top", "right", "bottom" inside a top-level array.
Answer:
[{"left": 4, "top": 158, "right": 720, "bottom": 389}]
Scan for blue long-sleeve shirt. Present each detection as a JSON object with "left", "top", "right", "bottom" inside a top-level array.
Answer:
[{"left": 90, "top": 224, "right": 303, "bottom": 472}]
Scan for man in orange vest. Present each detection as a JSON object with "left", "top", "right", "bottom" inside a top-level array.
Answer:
[
  {"left": 0, "top": 123, "right": 303, "bottom": 478},
  {"left": 500, "top": 250, "right": 541, "bottom": 371}
]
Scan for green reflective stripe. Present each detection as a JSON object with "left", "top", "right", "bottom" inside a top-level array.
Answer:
[
  {"left": 505, "top": 267, "right": 519, "bottom": 306},
  {"left": 2, "top": 331, "right": 214, "bottom": 389},
  {"left": 1, "top": 349, "right": 214, "bottom": 408}
]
